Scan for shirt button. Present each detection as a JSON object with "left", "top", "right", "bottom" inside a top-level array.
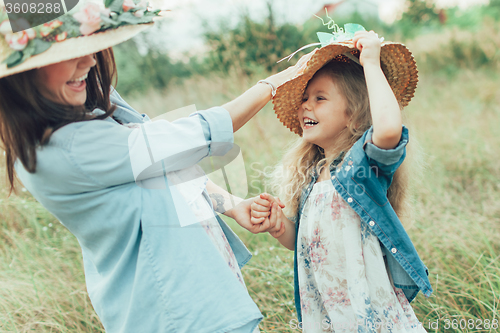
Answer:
[
  {"left": 391, "top": 248, "right": 397, "bottom": 254},
  {"left": 331, "top": 175, "right": 336, "bottom": 180},
  {"left": 347, "top": 197, "right": 353, "bottom": 203},
  {"left": 369, "top": 221, "right": 375, "bottom": 226}
]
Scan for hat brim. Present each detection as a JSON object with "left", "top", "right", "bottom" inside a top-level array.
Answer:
[
  {"left": 272, "top": 41, "right": 418, "bottom": 136},
  {"left": 0, "top": 15, "right": 164, "bottom": 79}
]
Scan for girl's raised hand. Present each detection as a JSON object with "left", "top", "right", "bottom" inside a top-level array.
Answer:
[{"left": 352, "top": 31, "right": 382, "bottom": 68}]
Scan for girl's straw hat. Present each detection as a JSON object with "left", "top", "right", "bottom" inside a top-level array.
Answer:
[
  {"left": 272, "top": 24, "right": 418, "bottom": 136},
  {"left": 0, "top": 0, "right": 166, "bottom": 79}
]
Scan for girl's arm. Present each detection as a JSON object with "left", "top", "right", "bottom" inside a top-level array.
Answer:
[
  {"left": 251, "top": 194, "right": 296, "bottom": 251},
  {"left": 353, "top": 31, "right": 403, "bottom": 150},
  {"left": 223, "top": 50, "right": 314, "bottom": 132}
]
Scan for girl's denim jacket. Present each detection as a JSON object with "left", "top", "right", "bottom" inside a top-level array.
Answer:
[{"left": 291, "top": 126, "right": 433, "bottom": 322}]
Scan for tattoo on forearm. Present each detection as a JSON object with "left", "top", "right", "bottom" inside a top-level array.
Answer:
[{"left": 210, "top": 193, "right": 226, "bottom": 213}]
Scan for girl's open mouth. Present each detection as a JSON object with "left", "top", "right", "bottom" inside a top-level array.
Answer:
[{"left": 303, "top": 117, "right": 318, "bottom": 129}]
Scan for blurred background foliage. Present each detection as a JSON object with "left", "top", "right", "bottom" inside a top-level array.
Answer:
[{"left": 113, "top": 0, "right": 500, "bottom": 96}]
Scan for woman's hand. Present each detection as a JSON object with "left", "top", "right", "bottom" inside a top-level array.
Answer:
[
  {"left": 264, "top": 49, "right": 317, "bottom": 88},
  {"left": 352, "top": 30, "right": 382, "bottom": 68},
  {"left": 222, "top": 49, "right": 316, "bottom": 132}
]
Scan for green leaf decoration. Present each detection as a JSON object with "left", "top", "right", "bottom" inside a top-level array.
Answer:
[
  {"left": 100, "top": 14, "right": 119, "bottom": 25},
  {"left": 344, "top": 23, "right": 366, "bottom": 35},
  {"left": 343, "top": 23, "right": 366, "bottom": 39},
  {"left": 118, "top": 12, "right": 139, "bottom": 24},
  {"left": 32, "top": 39, "right": 52, "bottom": 56},
  {"left": 20, "top": 41, "right": 36, "bottom": 63},
  {"left": 109, "top": 0, "right": 125, "bottom": 13},
  {"left": 118, "top": 11, "right": 153, "bottom": 25},
  {"left": 4, "top": 51, "right": 23, "bottom": 68},
  {"left": 317, "top": 32, "right": 333, "bottom": 47},
  {"left": 105, "top": 0, "right": 114, "bottom": 8},
  {"left": 316, "top": 23, "right": 368, "bottom": 45}
]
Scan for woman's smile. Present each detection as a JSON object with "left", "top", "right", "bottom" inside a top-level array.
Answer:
[
  {"left": 66, "top": 72, "right": 89, "bottom": 92},
  {"left": 35, "top": 54, "right": 96, "bottom": 106}
]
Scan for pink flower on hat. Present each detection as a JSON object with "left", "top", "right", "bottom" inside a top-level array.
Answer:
[
  {"left": 49, "top": 20, "right": 63, "bottom": 30},
  {"left": 4, "top": 30, "right": 34, "bottom": 51},
  {"left": 73, "top": 2, "right": 103, "bottom": 36},
  {"left": 55, "top": 31, "right": 68, "bottom": 42},
  {"left": 40, "top": 20, "right": 63, "bottom": 37},
  {"left": 123, "top": 0, "right": 135, "bottom": 12}
]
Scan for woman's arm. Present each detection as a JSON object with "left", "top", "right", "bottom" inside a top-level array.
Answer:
[
  {"left": 206, "top": 179, "right": 244, "bottom": 215},
  {"left": 353, "top": 31, "right": 402, "bottom": 150},
  {"left": 223, "top": 50, "right": 314, "bottom": 132},
  {"left": 206, "top": 179, "right": 282, "bottom": 234}
]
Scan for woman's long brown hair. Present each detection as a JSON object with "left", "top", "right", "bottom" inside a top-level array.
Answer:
[{"left": 0, "top": 48, "right": 117, "bottom": 195}]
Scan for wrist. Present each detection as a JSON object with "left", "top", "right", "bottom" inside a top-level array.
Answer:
[
  {"left": 257, "top": 80, "right": 276, "bottom": 98},
  {"left": 362, "top": 60, "right": 382, "bottom": 71}
]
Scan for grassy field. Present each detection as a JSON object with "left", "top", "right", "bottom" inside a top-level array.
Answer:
[{"left": 1, "top": 35, "right": 500, "bottom": 332}]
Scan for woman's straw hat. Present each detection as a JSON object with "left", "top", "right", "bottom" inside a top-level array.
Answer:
[
  {"left": 0, "top": 0, "right": 167, "bottom": 79},
  {"left": 272, "top": 38, "right": 418, "bottom": 136}
]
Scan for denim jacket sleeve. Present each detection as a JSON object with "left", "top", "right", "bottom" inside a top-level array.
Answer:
[{"left": 362, "top": 126, "right": 409, "bottom": 186}]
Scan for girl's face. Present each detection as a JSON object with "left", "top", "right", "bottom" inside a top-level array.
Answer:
[
  {"left": 298, "top": 73, "right": 349, "bottom": 155},
  {"left": 35, "top": 54, "right": 97, "bottom": 106}
]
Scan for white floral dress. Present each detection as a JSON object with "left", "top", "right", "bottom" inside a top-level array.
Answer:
[{"left": 297, "top": 180, "right": 426, "bottom": 333}]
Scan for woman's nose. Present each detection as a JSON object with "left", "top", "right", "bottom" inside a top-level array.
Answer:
[{"left": 79, "top": 54, "right": 97, "bottom": 68}]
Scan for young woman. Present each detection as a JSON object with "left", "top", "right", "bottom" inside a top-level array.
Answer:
[{"left": 0, "top": 1, "right": 312, "bottom": 332}]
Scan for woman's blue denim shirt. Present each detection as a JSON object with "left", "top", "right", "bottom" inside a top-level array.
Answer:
[
  {"left": 291, "top": 126, "right": 433, "bottom": 322},
  {"left": 15, "top": 88, "right": 262, "bottom": 333}
]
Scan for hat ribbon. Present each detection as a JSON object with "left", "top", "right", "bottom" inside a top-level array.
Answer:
[{"left": 277, "top": 22, "right": 367, "bottom": 64}]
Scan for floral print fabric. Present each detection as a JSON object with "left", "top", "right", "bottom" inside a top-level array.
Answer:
[
  {"left": 186, "top": 189, "right": 246, "bottom": 287},
  {"left": 171, "top": 173, "right": 260, "bottom": 332},
  {"left": 297, "top": 180, "right": 426, "bottom": 333}
]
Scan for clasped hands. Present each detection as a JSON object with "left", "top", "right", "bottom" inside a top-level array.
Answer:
[{"left": 230, "top": 193, "right": 287, "bottom": 238}]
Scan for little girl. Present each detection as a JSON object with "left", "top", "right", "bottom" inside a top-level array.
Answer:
[{"left": 250, "top": 31, "right": 432, "bottom": 332}]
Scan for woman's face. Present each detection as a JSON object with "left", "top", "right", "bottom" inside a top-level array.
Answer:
[{"left": 35, "top": 54, "right": 97, "bottom": 106}]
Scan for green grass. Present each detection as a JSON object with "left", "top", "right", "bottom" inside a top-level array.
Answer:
[{"left": 1, "top": 61, "right": 500, "bottom": 332}]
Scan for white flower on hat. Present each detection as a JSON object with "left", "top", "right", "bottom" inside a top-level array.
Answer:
[
  {"left": 0, "top": 20, "right": 11, "bottom": 35},
  {"left": 134, "top": 9, "right": 145, "bottom": 17},
  {"left": 73, "top": 2, "right": 104, "bottom": 36}
]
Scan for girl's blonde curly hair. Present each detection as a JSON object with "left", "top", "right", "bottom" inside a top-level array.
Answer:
[{"left": 268, "top": 60, "right": 414, "bottom": 224}]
